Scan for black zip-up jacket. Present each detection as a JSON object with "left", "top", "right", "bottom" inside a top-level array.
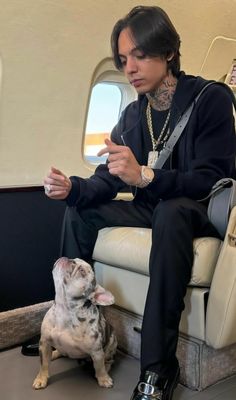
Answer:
[{"left": 66, "top": 72, "right": 236, "bottom": 208}]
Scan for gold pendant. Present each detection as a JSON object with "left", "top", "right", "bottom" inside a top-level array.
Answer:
[{"left": 148, "top": 151, "right": 159, "bottom": 168}]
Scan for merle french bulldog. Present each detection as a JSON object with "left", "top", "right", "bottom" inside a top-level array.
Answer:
[{"left": 33, "top": 257, "right": 117, "bottom": 389}]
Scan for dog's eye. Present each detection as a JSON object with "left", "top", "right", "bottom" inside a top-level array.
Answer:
[{"left": 78, "top": 266, "right": 86, "bottom": 277}]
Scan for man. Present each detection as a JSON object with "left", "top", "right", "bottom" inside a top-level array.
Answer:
[{"left": 43, "top": 6, "right": 236, "bottom": 400}]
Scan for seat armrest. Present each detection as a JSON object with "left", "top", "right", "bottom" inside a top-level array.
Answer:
[{"left": 206, "top": 205, "right": 236, "bottom": 348}]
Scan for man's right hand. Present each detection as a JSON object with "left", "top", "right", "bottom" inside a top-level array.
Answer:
[{"left": 43, "top": 167, "right": 72, "bottom": 200}]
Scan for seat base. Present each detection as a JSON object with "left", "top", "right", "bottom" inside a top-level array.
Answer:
[
  {"left": 103, "top": 305, "right": 236, "bottom": 391},
  {"left": 0, "top": 301, "right": 53, "bottom": 350}
]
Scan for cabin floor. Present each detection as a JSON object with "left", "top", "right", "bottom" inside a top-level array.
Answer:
[{"left": 1, "top": 346, "right": 236, "bottom": 400}]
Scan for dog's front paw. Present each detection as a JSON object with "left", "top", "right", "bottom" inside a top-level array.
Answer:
[
  {"left": 97, "top": 374, "right": 113, "bottom": 388},
  {"left": 32, "top": 374, "right": 48, "bottom": 390}
]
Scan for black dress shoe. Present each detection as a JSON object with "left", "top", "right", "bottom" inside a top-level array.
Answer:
[{"left": 130, "top": 365, "right": 180, "bottom": 400}]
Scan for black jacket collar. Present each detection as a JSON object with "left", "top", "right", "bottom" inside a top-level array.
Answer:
[{"left": 121, "top": 72, "right": 211, "bottom": 140}]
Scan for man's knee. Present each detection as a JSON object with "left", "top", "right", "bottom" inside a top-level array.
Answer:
[
  {"left": 64, "top": 206, "right": 96, "bottom": 225},
  {"left": 153, "top": 198, "right": 190, "bottom": 225}
]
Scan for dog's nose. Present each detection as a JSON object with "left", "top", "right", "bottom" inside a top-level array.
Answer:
[{"left": 53, "top": 257, "right": 69, "bottom": 269}]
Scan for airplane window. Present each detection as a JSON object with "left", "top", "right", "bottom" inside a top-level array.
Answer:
[{"left": 84, "top": 82, "right": 122, "bottom": 165}]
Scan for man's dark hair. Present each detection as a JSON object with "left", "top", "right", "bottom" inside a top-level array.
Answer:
[{"left": 111, "top": 5, "right": 181, "bottom": 76}]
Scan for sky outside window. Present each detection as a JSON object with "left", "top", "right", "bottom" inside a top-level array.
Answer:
[{"left": 85, "top": 83, "right": 122, "bottom": 164}]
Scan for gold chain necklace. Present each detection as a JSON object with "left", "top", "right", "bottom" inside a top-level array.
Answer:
[{"left": 146, "top": 102, "right": 171, "bottom": 151}]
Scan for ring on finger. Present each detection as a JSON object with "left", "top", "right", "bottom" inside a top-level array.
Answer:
[{"left": 44, "top": 184, "right": 51, "bottom": 194}]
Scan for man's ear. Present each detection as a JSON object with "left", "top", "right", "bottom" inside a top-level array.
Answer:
[{"left": 90, "top": 284, "right": 115, "bottom": 306}]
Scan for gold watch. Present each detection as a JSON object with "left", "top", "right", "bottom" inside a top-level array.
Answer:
[{"left": 137, "top": 166, "right": 154, "bottom": 188}]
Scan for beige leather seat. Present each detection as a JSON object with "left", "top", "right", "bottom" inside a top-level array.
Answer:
[{"left": 92, "top": 204, "right": 236, "bottom": 390}]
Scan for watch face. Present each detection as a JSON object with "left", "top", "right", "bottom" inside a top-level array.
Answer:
[{"left": 143, "top": 167, "right": 154, "bottom": 181}]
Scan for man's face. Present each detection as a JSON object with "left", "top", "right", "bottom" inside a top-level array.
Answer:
[{"left": 118, "top": 28, "right": 170, "bottom": 94}]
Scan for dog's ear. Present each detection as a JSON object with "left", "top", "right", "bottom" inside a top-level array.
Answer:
[{"left": 90, "top": 284, "right": 115, "bottom": 306}]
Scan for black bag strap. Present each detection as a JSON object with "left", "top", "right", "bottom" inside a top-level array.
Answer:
[{"left": 153, "top": 82, "right": 236, "bottom": 169}]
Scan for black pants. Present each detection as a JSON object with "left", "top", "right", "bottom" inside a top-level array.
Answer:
[{"left": 60, "top": 197, "right": 219, "bottom": 378}]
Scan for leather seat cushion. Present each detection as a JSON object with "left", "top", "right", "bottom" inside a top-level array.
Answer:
[{"left": 93, "top": 227, "right": 222, "bottom": 287}]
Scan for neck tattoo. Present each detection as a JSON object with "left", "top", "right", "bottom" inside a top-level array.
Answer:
[{"left": 147, "top": 77, "right": 177, "bottom": 111}]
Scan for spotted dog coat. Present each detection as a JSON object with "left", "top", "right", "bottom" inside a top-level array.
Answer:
[{"left": 33, "top": 257, "right": 117, "bottom": 389}]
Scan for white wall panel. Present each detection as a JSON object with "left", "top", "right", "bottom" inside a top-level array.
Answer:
[{"left": 0, "top": 0, "right": 235, "bottom": 186}]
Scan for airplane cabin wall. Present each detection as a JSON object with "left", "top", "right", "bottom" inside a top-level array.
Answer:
[{"left": 0, "top": 0, "right": 235, "bottom": 187}]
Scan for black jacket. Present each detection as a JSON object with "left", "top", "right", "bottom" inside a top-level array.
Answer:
[{"left": 67, "top": 72, "right": 236, "bottom": 208}]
